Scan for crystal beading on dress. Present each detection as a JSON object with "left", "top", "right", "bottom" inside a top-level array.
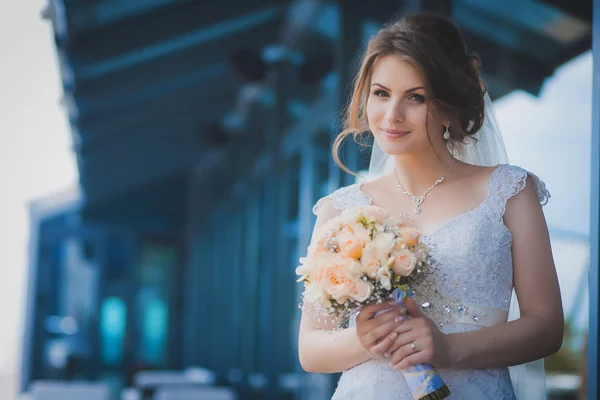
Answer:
[{"left": 310, "top": 164, "right": 550, "bottom": 400}]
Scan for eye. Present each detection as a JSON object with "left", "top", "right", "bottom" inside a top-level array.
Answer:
[
  {"left": 373, "top": 89, "right": 389, "bottom": 98},
  {"left": 409, "top": 94, "right": 425, "bottom": 103}
]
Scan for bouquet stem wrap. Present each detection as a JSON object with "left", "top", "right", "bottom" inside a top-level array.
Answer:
[{"left": 389, "top": 286, "right": 451, "bottom": 400}]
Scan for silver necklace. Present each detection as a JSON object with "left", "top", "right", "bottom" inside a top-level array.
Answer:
[{"left": 393, "top": 157, "right": 455, "bottom": 214}]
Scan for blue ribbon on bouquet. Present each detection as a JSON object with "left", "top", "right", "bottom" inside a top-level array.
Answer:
[{"left": 388, "top": 286, "right": 451, "bottom": 400}]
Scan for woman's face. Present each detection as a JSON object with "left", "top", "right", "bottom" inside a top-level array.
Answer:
[{"left": 366, "top": 55, "right": 444, "bottom": 156}]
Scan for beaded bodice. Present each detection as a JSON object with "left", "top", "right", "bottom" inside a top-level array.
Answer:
[{"left": 313, "top": 164, "right": 550, "bottom": 329}]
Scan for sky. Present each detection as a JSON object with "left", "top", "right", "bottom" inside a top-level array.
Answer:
[
  {"left": 0, "top": 0, "right": 594, "bottom": 397},
  {"left": 497, "top": 51, "right": 593, "bottom": 238},
  {"left": 0, "top": 0, "right": 78, "bottom": 384}
]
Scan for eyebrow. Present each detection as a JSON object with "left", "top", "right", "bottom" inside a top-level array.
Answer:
[{"left": 371, "top": 83, "right": 425, "bottom": 93}]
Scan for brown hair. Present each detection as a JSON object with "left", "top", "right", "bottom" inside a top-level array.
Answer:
[{"left": 333, "top": 13, "right": 487, "bottom": 175}]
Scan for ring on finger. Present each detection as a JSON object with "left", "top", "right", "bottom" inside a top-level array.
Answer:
[{"left": 410, "top": 342, "right": 417, "bottom": 353}]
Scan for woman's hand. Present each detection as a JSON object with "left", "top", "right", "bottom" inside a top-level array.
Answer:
[
  {"left": 355, "top": 300, "right": 406, "bottom": 359},
  {"left": 387, "top": 297, "right": 456, "bottom": 370}
]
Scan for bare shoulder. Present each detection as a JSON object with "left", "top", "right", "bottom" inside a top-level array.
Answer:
[
  {"left": 452, "top": 162, "right": 497, "bottom": 182},
  {"left": 448, "top": 162, "right": 499, "bottom": 199},
  {"left": 359, "top": 174, "right": 396, "bottom": 199}
]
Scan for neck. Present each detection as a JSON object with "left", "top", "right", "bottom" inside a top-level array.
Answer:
[{"left": 391, "top": 150, "right": 455, "bottom": 195}]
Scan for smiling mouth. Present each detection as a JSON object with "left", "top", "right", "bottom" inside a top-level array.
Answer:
[
  {"left": 384, "top": 129, "right": 410, "bottom": 134},
  {"left": 383, "top": 129, "right": 410, "bottom": 138}
]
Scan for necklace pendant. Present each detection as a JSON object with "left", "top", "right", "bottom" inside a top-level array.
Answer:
[{"left": 413, "top": 197, "right": 424, "bottom": 214}]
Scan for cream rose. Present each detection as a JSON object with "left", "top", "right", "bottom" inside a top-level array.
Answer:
[
  {"left": 376, "top": 266, "right": 392, "bottom": 290},
  {"left": 373, "top": 232, "right": 395, "bottom": 254},
  {"left": 303, "top": 282, "right": 330, "bottom": 308},
  {"left": 391, "top": 249, "right": 417, "bottom": 277},
  {"left": 362, "top": 206, "right": 389, "bottom": 224},
  {"left": 295, "top": 257, "right": 314, "bottom": 282}
]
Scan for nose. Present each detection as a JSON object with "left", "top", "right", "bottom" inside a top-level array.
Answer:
[{"left": 384, "top": 101, "right": 405, "bottom": 124}]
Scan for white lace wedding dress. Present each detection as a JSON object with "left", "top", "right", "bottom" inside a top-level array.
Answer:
[{"left": 312, "top": 164, "right": 550, "bottom": 400}]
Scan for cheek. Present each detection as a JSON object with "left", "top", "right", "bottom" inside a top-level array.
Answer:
[
  {"left": 407, "top": 106, "right": 429, "bottom": 125},
  {"left": 366, "top": 99, "right": 385, "bottom": 127}
]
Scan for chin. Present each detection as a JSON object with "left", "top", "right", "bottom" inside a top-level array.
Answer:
[{"left": 376, "top": 137, "right": 414, "bottom": 156}]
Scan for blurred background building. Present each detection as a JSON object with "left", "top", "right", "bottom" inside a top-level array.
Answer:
[{"left": 6, "top": 0, "right": 597, "bottom": 399}]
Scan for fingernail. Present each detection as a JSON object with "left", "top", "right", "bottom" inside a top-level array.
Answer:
[
  {"left": 384, "top": 352, "right": 389, "bottom": 358},
  {"left": 394, "top": 316, "right": 404, "bottom": 323},
  {"left": 390, "top": 333, "right": 397, "bottom": 339}
]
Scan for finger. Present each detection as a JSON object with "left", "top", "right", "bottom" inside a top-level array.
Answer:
[
  {"left": 387, "top": 330, "right": 418, "bottom": 356},
  {"left": 391, "top": 351, "right": 428, "bottom": 371},
  {"left": 390, "top": 340, "right": 419, "bottom": 365},
  {"left": 370, "top": 332, "right": 398, "bottom": 358},
  {"left": 373, "top": 305, "right": 408, "bottom": 323},
  {"left": 357, "top": 300, "right": 397, "bottom": 321},
  {"left": 372, "top": 305, "right": 407, "bottom": 325},
  {"left": 405, "top": 297, "right": 426, "bottom": 318},
  {"left": 365, "top": 315, "right": 405, "bottom": 346},
  {"left": 390, "top": 318, "right": 417, "bottom": 336}
]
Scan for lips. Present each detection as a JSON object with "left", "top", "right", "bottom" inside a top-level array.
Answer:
[{"left": 383, "top": 129, "right": 410, "bottom": 139}]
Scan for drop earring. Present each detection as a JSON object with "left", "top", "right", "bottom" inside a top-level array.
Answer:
[{"left": 443, "top": 123, "right": 451, "bottom": 140}]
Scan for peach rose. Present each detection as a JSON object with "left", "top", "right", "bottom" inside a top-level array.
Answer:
[
  {"left": 399, "top": 227, "right": 420, "bottom": 247},
  {"left": 306, "top": 239, "right": 329, "bottom": 257},
  {"left": 391, "top": 249, "right": 417, "bottom": 277},
  {"left": 335, "top": 222, "right": 371, "bottom": 259},
  {"left": 350, "top": 277, "right": 373, "bottom": 302},
  {"left": 319, "top": 254, "right": 363, "bottom": 304},
  {"left": 297, "top": 250, "right": 334, "bottom": 283}
]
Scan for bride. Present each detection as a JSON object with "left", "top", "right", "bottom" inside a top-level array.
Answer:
[{"left": 297, "top": 13, "right": 563, "bottom": 399}]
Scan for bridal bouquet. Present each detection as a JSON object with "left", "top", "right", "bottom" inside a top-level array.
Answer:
[
  {"left": 296, "top": 205, "right": 427, "bottom": 325},
  {"left": 296, "top": 205, "right": 450, "bottom": 400}
]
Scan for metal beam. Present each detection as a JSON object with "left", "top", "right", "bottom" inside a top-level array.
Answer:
[
  {"left": 76, "top": 61, "right": 229, "bottom": 116},
  {"left": 81, "top": 132, "right": 198, "bottom": 204},
  {"left": 75, "top": 4, "right": 283, "bottom": 80},
  {"left": 69, "top": 0, "right": 191, "bottom": 33},
  {"left": 73, "top": 16, "right": 280, "bottom": 98},
  {"left": 79, "top": 117, "right": 200, "bottom": 165},
  {"left": 77, "top": 85, "right": 233, "bottom": 149},
  {"left": 454, "top": 0, "right": 569, "bottom": 63}
]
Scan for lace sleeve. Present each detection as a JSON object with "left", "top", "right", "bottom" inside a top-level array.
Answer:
[
  {"left": 488, "top": 165, "right": 551, "bottom": 220},
  {"left": 312, "top": 183, "right": 372, "bottom": 215}
]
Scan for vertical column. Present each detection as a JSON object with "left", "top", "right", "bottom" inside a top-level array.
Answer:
[
  {"left": 181, "top": 172, "right": 201, "bottom": 368},
  {"left": 255, "top": 56, "right": 291, "bottom": 397},
  {"left": 330, "top": 0, "right": 363, "bottom": 189},
  {"left": 588, "top": 1, "right": 600, "bottom": 398}
]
